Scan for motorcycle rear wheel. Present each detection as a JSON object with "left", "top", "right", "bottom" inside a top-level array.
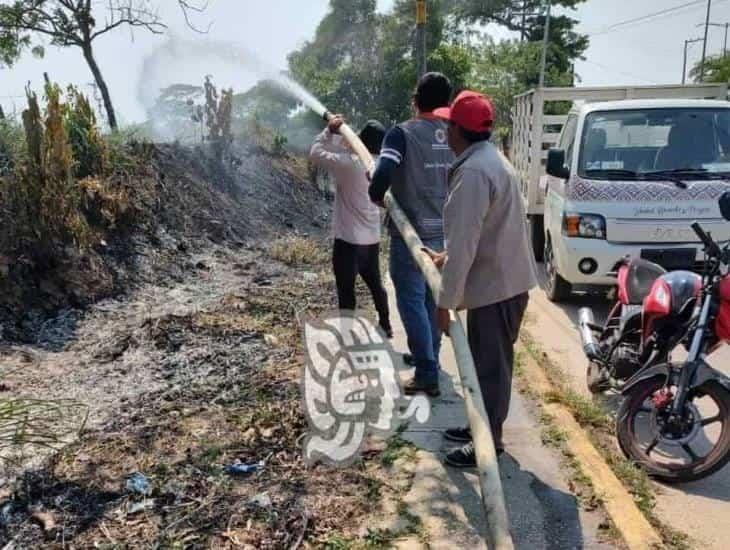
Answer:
[{"left": 617, "top": 375, "right": 730, "bottom": 483}]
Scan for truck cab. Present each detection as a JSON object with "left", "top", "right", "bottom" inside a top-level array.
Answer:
[{"left": 542, "top": 98, "right": 730, "bottom": 301}]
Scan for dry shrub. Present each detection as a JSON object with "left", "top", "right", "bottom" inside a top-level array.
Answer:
[
  {"left": 1, "top": 85, "right": 94, "bottom": 258},
  {"left": 64, "top": 87, "right": 108, "bottom": 179},
  {"left": 0, "top": 118, "right": 25, "bottom": 177},
  {"left": 245, "top": 115, "right": 289, "bottom": 157},
  {"left": 0, "top": 82, "right": 147, "bottom": 261},
  {"left": 269, "top": 236, "right": 328, "bottom": 266},
  {"left": 204, "top": 76, "right": 233, "bottom": 161}
]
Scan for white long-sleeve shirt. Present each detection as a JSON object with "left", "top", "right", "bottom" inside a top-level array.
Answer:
[{"left": 309, "top": 129, "right": 381, "bottom": 245}]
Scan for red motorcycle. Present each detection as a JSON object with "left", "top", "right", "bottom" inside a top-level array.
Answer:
[
  {"left": 580, "top": 259, "right": 700, "bottom": 394},
  {"left": 579, "top": 194, "right": 730, "bottom": 482}
]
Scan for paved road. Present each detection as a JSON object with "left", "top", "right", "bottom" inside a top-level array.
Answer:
[
  {"left": 527, "top": 264, "right": 730, "bottom": 549},
  {"left": 386, "top": 283, "right": 615, "bottom": 549}
]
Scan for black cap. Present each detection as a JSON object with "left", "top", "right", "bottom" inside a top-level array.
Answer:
[{"left": 359, "top": 120, "right": 386, "bottom": 155}]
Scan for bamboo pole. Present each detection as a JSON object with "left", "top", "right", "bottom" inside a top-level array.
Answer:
[{"left": 331, "top": 115, "right": 514, "bottom": 549}]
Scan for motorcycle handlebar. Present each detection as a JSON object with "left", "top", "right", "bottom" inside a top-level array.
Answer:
[{"left": 692, "top": 222, "right": 723, "bottom": 259}]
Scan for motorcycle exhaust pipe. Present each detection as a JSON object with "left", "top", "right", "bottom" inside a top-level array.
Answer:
[{"left": 578, "top": 307, "right": 602, "bottom": 361}]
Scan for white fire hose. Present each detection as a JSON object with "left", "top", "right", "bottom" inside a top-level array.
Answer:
[{"left": 325, "top": 112, "right": 514, "bottom": 550}]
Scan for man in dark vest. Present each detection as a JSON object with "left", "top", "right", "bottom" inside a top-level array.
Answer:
[{"left": 369, "top": 72, "right": 454, "bottom": 397}]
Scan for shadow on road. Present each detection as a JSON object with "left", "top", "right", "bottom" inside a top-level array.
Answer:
[
  {"left": 535, "top": 260, "right": 612, "bottom": 324},
  {"left": 445, "top": 454, "right": 588, "bottom": 550}
]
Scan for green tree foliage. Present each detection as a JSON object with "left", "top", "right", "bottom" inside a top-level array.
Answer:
[
  {"left": 469, "top": 37, "right": 575, "bottom": 141},
  {"left": 0, "top": 21, "right": 29, "bottom": 67},
  {"left": 690, "top": 54, "right": 730, "bottom": 84},
  {"left": 0, "top": 10, "right": 43, "bottom": 68},
  {"left": 448, "top": 0, "right": 588, "bottom": 78},
  {"left": 288, "top": 0, "right": 472, "bottom": 126},
  {"left": 288, "top": 0, "right": 585, "bottom": 134},
  {"left": 232, "top": 81, "right": 298, "bottom": 131}
]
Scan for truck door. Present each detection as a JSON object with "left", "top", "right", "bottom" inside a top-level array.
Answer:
[{"left": 545, "top": 114, "right": 579, "bottom": 241}]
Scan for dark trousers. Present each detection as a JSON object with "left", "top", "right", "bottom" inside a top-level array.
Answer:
[
  {"left": 332, "top": 238, "right": 390, "bottom": 330},
  {"left": 467, "top": 292, "right": 529, "bottom": 449}
]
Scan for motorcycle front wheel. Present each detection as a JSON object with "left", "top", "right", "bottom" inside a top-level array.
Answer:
[{"left": 617, "top": 375, "right": 730, "bottom": 483}]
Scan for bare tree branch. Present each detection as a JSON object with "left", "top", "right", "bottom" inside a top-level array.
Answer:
[
  {"left": 0, "top": 0, "right": 210, "bottom": 128},
  {"left": 177, "top": 0, "right": 211, "bottom": 33}
]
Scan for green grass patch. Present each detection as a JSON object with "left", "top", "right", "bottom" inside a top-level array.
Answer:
[{"left": 380, "top": 434, "right": 416, "bottom": 467}]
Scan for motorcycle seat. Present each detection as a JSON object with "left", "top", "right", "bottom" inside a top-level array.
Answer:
[{"left": 625, "top": 258, "right": 666, "bottom": 305}]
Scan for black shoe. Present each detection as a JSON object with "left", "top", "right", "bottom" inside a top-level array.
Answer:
[
  {"left": 380, "top": 324, "right": 394, "bottom": 339},
  {"left": 444, "top": 443, "right": 503, "bottom": 468},
  {"left": 445, "top": 442, "right": 476, "bottom": 468},
  {"left": 402, "top": 353, "right": 416, "bottom": 366},
  {"left": 403, "top": 378, "right": 440, "bottom": 397},
  {"left": 444, "top": 427, "right": 472, "bottom": 443}
]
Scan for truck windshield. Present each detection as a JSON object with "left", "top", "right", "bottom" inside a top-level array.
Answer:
[{"left": 578, "top": 108, "right": 730, "bottom": 179}]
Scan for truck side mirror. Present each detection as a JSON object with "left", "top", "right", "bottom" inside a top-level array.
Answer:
[
  {"left": 720, "top": 191, "right": 730, "bottom": 221},
  {"left": 546, "top": 149, "right": 570, "bottom": 179}
]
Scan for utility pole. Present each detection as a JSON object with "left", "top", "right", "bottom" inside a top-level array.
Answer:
[
  {"left": 416, "top": 0, "right": 427, "bottom": 78},
  {"left": 700, "top": 0, "right": 713, "bottom": 81},
  {"left": 538, "top": 1, "right": 551, "bottom": 89},
  {"left": 521, "top": 0, "right": 527, "bottom": 42},
  {"left": 697, "top": 20, "right": 729, "bottom": 57},
  {"left": 683, "top": 37, "right": 704, "bottom": 84}
]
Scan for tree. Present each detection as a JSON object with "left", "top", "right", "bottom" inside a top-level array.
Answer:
[
  {"left": 690, "top": 54, "right": 730, "bottom": 83},
  {"left": 0, "top": 1, "right": 208, "bottom": 130},
  {"left": 468, "top": 38, "right": 573, "bottom": 144},
  {"left": 288, "top": 0, "right": 472, "bottom": 126},
  {"left": 447, "top": 0, "right": 588, "bottom": 79},
  {"left": 0, "top": 11, "right": 44, "bottom": 67}
]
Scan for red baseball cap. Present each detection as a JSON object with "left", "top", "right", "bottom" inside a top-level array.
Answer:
[{"left": 433, "top": 91, "right": 494, "bottom": 133}]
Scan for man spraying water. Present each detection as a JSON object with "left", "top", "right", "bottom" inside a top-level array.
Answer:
[{"left": 309, "top": 115, "right": 393, "bottom": 337}]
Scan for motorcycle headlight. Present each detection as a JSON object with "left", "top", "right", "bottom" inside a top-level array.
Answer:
[{"left": 563, "top": 213, "right": 606, "bottom": 239}]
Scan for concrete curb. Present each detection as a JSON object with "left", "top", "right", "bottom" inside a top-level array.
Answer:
[{"left": 517, "top": 342, "right": 663, "bottom": 550}]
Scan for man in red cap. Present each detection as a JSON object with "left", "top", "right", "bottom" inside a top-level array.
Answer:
[{"left": 427, "top": 90, "right": 537, "bottom": 467}]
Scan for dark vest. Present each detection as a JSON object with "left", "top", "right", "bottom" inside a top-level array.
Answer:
[{"left": 389, "top": 117, "right": 453, "bottom": 240}]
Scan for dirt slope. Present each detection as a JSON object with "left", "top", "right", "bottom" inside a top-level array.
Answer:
[
  {"left": 0, "top": 142, "right": 329, "bottom": 344},
  {"left": 0, "top": 144, "right": 417, "bottom": 548}
]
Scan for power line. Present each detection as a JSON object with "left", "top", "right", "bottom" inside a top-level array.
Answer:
[
  {"left": 579, "top": 59, "right": 660, "bottom": 85},
  {"left": 586, "top": 0, "right": 727, "bottom": 37}
]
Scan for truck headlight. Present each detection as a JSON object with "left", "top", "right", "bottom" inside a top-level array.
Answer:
[{"left": 563, "top": 213, "right": 606, "bottom": 239}]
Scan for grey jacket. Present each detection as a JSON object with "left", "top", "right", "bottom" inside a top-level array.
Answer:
[{"left": 438, "top": 141, "right": 537, "bottom": 310}]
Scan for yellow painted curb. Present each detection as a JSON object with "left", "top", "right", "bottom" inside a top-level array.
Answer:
[{"left": 517, "top": 344, "right": 663, "bottom": 550}]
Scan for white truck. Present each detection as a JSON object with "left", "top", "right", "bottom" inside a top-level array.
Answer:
[{"left": 512, "top": 84, "right": 730, "bottom": 301}]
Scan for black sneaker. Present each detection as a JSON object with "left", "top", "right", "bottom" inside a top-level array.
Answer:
[
  {"left": 445, "top": 442, "right": 476, "bottom": 468},
  {"left": 380, "top": 322, "right": 394, "bottom": 339},
  {"left": 403, "top": 378, "right": 440, "bottom": 397},
  {"left": 444, "top": 427, "right": 472, "bottom": 443},
  {"left": 402, "top": 353, "right": 416, "bottom": 366}
]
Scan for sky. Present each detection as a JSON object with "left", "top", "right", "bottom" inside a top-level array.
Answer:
[{"left": 1, "top": 0, "right": 729, "bottom": 123}]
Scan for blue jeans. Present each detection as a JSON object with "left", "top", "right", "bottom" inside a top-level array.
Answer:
[{"left": 390, "top": 235, "right": 443, "bottom": 385}]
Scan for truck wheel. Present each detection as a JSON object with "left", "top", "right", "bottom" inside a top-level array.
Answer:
[
  {"left": 544, "top": 238, "right": 572, "bottom": 302},
  {"left": 528, "top": 215, "right": 545, "bottom": 262}
]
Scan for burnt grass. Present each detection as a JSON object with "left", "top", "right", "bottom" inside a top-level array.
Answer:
[{"left": 0, "top": 145, "right": 403, "bottom": 547}]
